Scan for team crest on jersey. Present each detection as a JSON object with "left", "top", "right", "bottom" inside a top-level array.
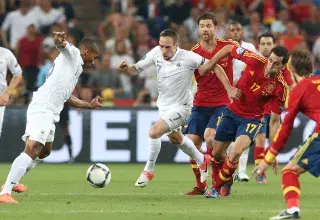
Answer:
[
  {"left": 176, "top": 61, "right": 182, "bottom": 70},
  {"left": 236, "top": 47, "right": 245, "bottom": 55},
  {"left": 264, "top": 82, "right": 276, "bottom": 93}
]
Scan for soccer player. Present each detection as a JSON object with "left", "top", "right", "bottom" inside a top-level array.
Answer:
[
  {"left": 185, "top": 12, "right": 237, "bottom": 195},
  {"left": 228, "top": 21, "right": 257, "bottom": 182},
  {"left": 118, "top": 29, "right": 240, "bottom": 188},
  {"left": 199, "top": 44, "right": 290, "bottom": 198},
  {"left": 253, "top": 33, "right": 294, "bottom": 184},
  {"left": 253, "top": 50, "right": 316, "bottom": 220},
  {"left": 0, "top": 32, "right": 102, "bottom": 204},
  {"left": 0, "top": 47, "right": 23, "bottom": 138}
]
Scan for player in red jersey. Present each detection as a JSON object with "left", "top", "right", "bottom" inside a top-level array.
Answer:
[
  {"left": 252, "top": 33, "right": 294, "bottom": 184},
  {"left": 253, "top": 50, "right": 317, "bottom": 220},
  {"left": 184, "top": 12, "right": 237, "bottom": 195},
  {"left": 199, "top": 45, "right": 290, "bottom": 198}
]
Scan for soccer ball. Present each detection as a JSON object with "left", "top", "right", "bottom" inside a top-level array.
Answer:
[{"left": 86, "top": 163, "right": 111, "bottom": 188}]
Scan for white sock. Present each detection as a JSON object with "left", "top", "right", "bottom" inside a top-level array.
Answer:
[
  {"left": 238, "top": 148, "right": 249, "bottom": 174},
  {"left": 287, "top": 207, "right": 300, "bottom": 214},
  {"left": 1, "top": 152, "right": 33, "bottom": 195},
  {"left": 144, "top": 138, "right": 161, "bottom": 172},
  {"left": 25, "top": 157, "right": 43, "bottom": 174},
  {"left": 178, "top": 135, "right": 204, "bottom": 165}
]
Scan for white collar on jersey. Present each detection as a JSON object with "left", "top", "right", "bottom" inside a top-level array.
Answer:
[{"left": 169, "top": 47, "right": 181, "bottom": 61}]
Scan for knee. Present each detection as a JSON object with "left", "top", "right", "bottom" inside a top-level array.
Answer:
[
  {"left": 204, "top": 137, "right": 215, "bottom": 148},
  {"left": 24, "top": 141, "right": 42, "bottom": 159},
  {"left": 39, "top": 148, "right": 51, "bottom": 159},
  {"left": 149, "top": 128, "right": 162, "bottom": 139},
  {"left": 169, "top": 134, "right": 183, "bottom": 145}
]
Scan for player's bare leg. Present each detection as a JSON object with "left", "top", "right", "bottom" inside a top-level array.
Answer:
[
  {"left": 0, "top": 138, "right": 43, "bottom": 203},
  {"left": 254, "top": 133, "right": 268, "bottom": 184},
  {"left": 206, "top": 136, "right": 250, "bottom": 198},
  {"left": 270, "top": 162, "right": 304, "bottom": 220},
  {"left": 185, "top": 133, "right": 206, "bottom": 195},
  {"left": 204, "top": 128, "right": 216, "bottom": 187}
]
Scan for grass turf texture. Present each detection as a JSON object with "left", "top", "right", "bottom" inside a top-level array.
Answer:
[{"left": 0, "top": 164, "right": 318, "bottom": 220}]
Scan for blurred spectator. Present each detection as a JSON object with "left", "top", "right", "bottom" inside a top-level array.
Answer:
[
  {"left": 80, "top": 87, "right": 93, "bottom": 103},
  {"left": 215, "top": 10, "right": 228, "bottom": 39},
  {"left": 289, "top": 0, "right": 317, "bottom": 24},
  {"left": 139, "top": 65, "right": 158, "bottom": 101},
  {"left": 42, "top": 23, "right": 64, "bottom": 54},
  {"left": 1, "top": 0, "right": 35, "bottom": 50},
  {"left": 110, "top": 40, "right": 135, "bottom": 95},
  {"left": 88, "top": 51, "right": 124, "bottom": 97},
  {"left": 243, "top": 11, "right": 268, "bottom": 41},
  {"left": 135, "top": 0, "right": 166, "bottom": 20},
  {"left": 36, "top": 48, "right": 59, "bottom": 87},
  {"left": 105, "top": 28, "right": 133, "bottom": 55},
  {"left": 277, "top": 21, "right": 305, "bottom": 52},
  {"left": 101, "top": 88, "right": 115, "bottom": 107},
  {"left": 204, "top": 0, "right": 235, "bottom": 12},
  {"left": 0, "top": 0, "right": 20, "bottom": 26},
  {"left": 52, "top": 0, "right": 76, "bottom": 25},
  {"left": 30, "top": 0, "right": 66, "bottom": 35},
  {"left": 271, "top": 8, "right": 289, "bottom": 37},
  {"left": 183, "top": 6, "right": 200, "bottom": 42},
  {"left": 166, "top": 0, "right": 192, "bottom": 28},
  {"left": 111, "top": 0, "right": 137, "bottom": 15},
  {"left": 178, "top": 25, "right": 194, "bottom": 50},
  {"left": 133, "top": 89, "right": 152, "bottom": 107},
  {"left": 300, "top": 5, "right": 320, "bottom": 49},
  {"left": 16, "top": 24, "right": 43, "bottom": 103}
]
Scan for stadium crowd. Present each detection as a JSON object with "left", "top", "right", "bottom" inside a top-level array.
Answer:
[{"left": 0, "top": 0, "right": 319, "bottom": 107}]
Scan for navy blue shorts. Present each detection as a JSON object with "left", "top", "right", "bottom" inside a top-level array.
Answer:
[
  {"left": 291, "top": 133, "right": 320, "bottom": 177},
  {"left": 185, "top": 105, "right": 226, "bottom": 140},
  {"left": 258, "top": 114, "right": 270, "bottom": 138},
  {"left": 214, "top": 108, "right": 264, "bottom": 144}
]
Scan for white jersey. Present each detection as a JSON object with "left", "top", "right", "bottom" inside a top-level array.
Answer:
[
  {"left": 233, "top": 41, "right": 256, "bottom": 82},
  {"left": 0, "top": 47, "right": 22, "bottom": 93},
  {"left": 134, "top": 46, "right": 205, "bottom": 111},
  {"left": 32, "top": 42, "right": 83, "bottom": 118}
]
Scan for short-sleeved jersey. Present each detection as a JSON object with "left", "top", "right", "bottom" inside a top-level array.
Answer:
[
  {"left": 263, "top": 65, "right": 294, "bottom": 115},
  {"left": 192, "top": 38, "right": 236, "bottom": 107},
  {"left": 228, "top": 46, "right": 286, "bottom": 120},
  {"left": 33, "top": 42, "right": 83, "bottom": 115},
  {"left": 0, "top": 47, "right": 22, "bottom": 93},
  {"left": 134, "top": 46, "right": 205, "bottom": 111},
  {"left": 272, "top": 76, "right": 320, "bottom": 153}
]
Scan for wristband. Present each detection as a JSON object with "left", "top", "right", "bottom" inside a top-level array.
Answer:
[{"left": 264, "top": 150, "right": 277, "bottom": 165}]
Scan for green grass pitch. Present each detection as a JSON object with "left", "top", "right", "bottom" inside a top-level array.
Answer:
[{"left": 0, "top": 164, "right": 318, "bottom": 220}]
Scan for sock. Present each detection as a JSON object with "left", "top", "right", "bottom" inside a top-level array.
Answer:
[
  {"left": 178, "top": 135, "right": 204, "bottom": 165},
  {"left": 213, "top": 156, "right": 238, "bottom": 190},
  {"left": 65, "top": 135, "right": 72, "bottom": 159},
  {"left": 211, "top": 155, "right": 225, "bottom": 187},
  {"left": 254, "top": 145, "right": 266, "bottom": 176},
  {"left": 238, "top": 148, "right": 249, "bottom": 174},
  {"left": 190, "top": 159, "right": 207, "bottom": 190},
  {"left": 282, "top": 169, "right": 300, "bottom": 212},
  {"left": 1, "top": 152, "right": 33, "bottom": 195},
  {"left": 144, "top": 138, "right": 161, "bottom": 172},
  {"left": 26, "top": 157, "right": 43, "bottom": 173}
]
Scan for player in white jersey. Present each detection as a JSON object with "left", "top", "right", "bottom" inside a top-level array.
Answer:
[
  {"left": 227, "top": 22, "right": 257, "bottom": 182},
  {"left": 0, "top": 47, "right": 23, "bottom": 137},
  {"left": 119, "top": 29, "right": 240, "bottom": 187},
  {"left": 0, "top": 32, "right": 102, "bottom": 204}
]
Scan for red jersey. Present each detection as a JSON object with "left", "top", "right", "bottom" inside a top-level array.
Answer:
[
  {"left": 272, "top": 76, "right": 320, "bottom": 153},
  {"left": 228, "top": 46, "right": 286, "bottom": 120},
  {"left": 192, "top": 38, "right": 236, "bottom": 107},
  {"left": 263, "top": 65, "right": 293, "bottom": 115}
]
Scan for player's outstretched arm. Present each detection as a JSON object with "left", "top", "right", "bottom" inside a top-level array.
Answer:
[
  {"left": 66, "top": 95, "right": 103, "bottom": 109},
  {"left": 53, "top": 31, "right": 67, "bottom": 48},
  {"left": 118, "top": 60, "right": 139, "bottom": 76},
  {"left": 198, "top": 45, "right": 234, "bottom": 75},
  {"left": 213, "top": 64, "right": 242, "bottom": 100}
]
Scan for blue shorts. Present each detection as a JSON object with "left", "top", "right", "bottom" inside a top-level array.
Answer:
[
  {"left": 291, "top": 133, "right": 320, "bottom": 177},
  {"left": 185, "top": 105, "right": 226, "bottom": 140},
  {"left": 258, "top": 114, "right": 270, "bottom": 137},
  {"left": 214, "top": 108, "right": 264, "bottom": 144}
]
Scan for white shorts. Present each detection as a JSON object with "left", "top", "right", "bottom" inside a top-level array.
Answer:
[
  {"left": 0, "top": 106, "right": 5, "bottom": 137},
  {"left": 21, "top": 101, "right": 56, "bottom": 145},
  {"left": 159, "top": 106, "right": 191, "bottom": 133}
]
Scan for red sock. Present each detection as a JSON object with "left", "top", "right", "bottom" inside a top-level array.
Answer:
[
  {"left": 211, "top": 155, "right": 225, "bottom": 187},
  {"left": 254, "top": 145, "right": 266, "bottom": 176},
  {"left": 190, "top": 159, "right": 207, "bottom": 190},
  {"left": 213, "top": 156, "right": 238, "bottom": 190},
  {"left": 282, "top": 169, "right": 300, "bottom": 209}
]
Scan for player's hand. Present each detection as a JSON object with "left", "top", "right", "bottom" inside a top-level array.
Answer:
[
  {"left": 118, "top": 60, "right": 129, "bottom": 73},
  {"left": 227, "top": 86, "right": 242, "bottom": 101},
  {"left": 90, "top": 96, "right": 103, "bottom": 109},
  {"left": 53, "top": 31, "right": 67, "bottom": 48},
  {"left": 252, "top": 160, "right": 269, "bottom": 178},
  {"left": 0, "top": 91, "right": 10, "bottom": 106}
]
